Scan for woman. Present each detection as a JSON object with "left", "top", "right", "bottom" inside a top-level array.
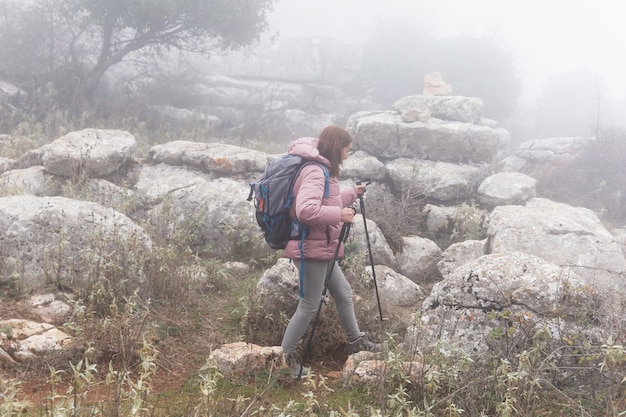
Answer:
[{"left": 281, "top": 125, "right": 381, "bottom": 378}]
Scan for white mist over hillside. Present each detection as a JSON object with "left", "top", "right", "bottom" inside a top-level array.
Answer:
[{"left": 269, "top": 0, "right": 626, "bottom": 102}]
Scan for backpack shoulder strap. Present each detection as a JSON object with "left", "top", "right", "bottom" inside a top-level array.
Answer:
[{"left": 297, "top": 161, "right": 330, "bottom": 198}]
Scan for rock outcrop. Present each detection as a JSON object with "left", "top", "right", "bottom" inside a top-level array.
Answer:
[{"left": 0, "top": 94, "right": 623, "bottom": 380}]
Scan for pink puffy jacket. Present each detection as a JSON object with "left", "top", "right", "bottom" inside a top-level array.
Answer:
[{"left": 283, "top": 137, "right": 358, "bottom": 260}]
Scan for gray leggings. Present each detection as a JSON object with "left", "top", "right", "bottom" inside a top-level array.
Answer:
[{"left": 281, "top": 259, "right": 361, "bottom": 355}]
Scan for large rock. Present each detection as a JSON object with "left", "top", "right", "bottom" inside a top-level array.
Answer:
[
  {"left": 392, "top": 95, "right": 483, "bottom": 123},
  {"left": 0, "top": 166, "right": 61, "bottom": 196},
  {"left": 437, "top": 239, "right": 486, "bottom": 277},
  {"left": 477, "top": 172, "right": 536, "bottom": 208},
  {"left": 0, "top": 165, "right": 136, "bottom": 210},
  {"left": 27, "top": 294, "right": 71, "bottom": 324},
  {"left": 486, "top": 198, "right": 626, "bottom": 290},
  {"left": 0, "top": 195, "right": 152, "bottom": 288},
  {"left": 396, "top": 235, "right": 442, "bottom": 286},
  {"left": 366, "top": 265, "right": 424, "bottom": 307},
  {"left": 0, "top": 319, "right": 72, "bottom": 362},
  {"left": 386, "top": 158, "right": 491, "bottom": 202},
  {"left": 253, "top": 258, "right": 299, "bottom": 315},
  {"left": 407, "top": 252, "right": 602, "bottom": 362},
  {"left": 515, "top": 136, "right": 593, "bottom": 165},
  {"left": 148, "top": 141, "right": 271, "bottom": 175},
  {"left": 0, "top": 156, "right": 15, "bottom": 174},
  {"left": 343, "top": 350, "right": 424, "bottom": 382},
  {"left": 423, "top": 204, "right": 456, "bottom": 237},
  {"left": 18, "top": 129, "right": 137, "bottom": 178},
  {"left": 349, "top": 214, "right": 396, "bottom": 269},
  {"left": 134, "top": 164, "right": 261, "bottom": 257},
  {"left": 204, "top": 342, "right": 284, "bottom": 377},
  {"left": 348, "top": 110, "right": 503, "bottom": 163},
  {"left": 340, "top": 150, "right": 386, "bottom": 182},
  {"left": 500, "top": 136, "right": 594, "bottom": 175}
]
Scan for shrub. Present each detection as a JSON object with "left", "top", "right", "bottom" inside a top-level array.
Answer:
[
  {"left": 450, "top": 202, "right": 485, "bottom": 244},
  {"left": 363, "top": 184, "right": 426, "bottom": 253}
]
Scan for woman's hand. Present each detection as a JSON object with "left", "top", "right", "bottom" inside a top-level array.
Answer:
[
  {"left": 341, "top": 206, "right": 357, "bottom": 223},
  {"left": 355, "top": 183, "right": 366, "bottom": 197}
]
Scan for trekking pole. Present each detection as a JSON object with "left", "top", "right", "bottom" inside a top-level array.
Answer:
[
  {"left": 298, "top": 222, "right": 351, "bottom": 380},
  {"left": 356, "top": 180, "right": 385, "bottom": 331}
]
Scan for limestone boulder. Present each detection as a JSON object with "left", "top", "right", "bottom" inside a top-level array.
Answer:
[
  {"left": 133, "top": 164, "right": 261, "bottom": 257},
  {"left": 0, "top": 195, "right": 152, "bottom": 288},
  {"left": 0, "top": 319, "right": 72, "bottom": 362},
  {"left": 148, "top": 141, "right": 271, "bottom": 175},
  {"left": 477, "top": 172, "right": 536, "bottom": 208},
  {"left": 396, "top": 235, "right": 442, "bottom": 286},
  {"left": 486, "top": 198, "right": 626, "bottom": 290},
  {"left": 407, "top": 252, "right": 603, "bottom": 363},
  {"left": 393, "top": 94, "right": 483, "bottom": 123},
  {"left": 18, "top": 129, "right": 137, "bottom": 178},
  {"left": 386, "top": 158, "right": 491, "bottom": 203}
]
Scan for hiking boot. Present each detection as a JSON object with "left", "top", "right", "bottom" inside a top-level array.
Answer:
[
  {"left": 349, "top": 332, "right": 383, "bottom": 354},
  {"left": 284, "top": 352, "right": 310, "bottom": 379}
]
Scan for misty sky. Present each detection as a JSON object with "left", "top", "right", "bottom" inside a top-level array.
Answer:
[{"left": 269, "top": 0, "right": 626, "bottom": 102}]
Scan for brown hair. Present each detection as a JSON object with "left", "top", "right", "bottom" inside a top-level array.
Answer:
[{"left": 317, "top": 125, "right": 352, "bottom": 178}]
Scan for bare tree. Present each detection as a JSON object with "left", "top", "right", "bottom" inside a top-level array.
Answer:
[{"left": 0, "top": 0, "right": 275, "bottom": 109}]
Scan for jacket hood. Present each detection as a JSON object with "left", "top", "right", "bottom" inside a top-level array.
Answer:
[{"left": 288, "top": 137, "right": 330, "bottom": 166}]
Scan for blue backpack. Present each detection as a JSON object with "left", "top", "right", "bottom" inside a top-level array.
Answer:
[{"left": 248, "top": 154, "right": 329, "bottom": 250}]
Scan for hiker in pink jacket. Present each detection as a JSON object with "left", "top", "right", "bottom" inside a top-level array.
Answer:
[{"left": 281, "top": 125, "right": 382, "bottom": 378}]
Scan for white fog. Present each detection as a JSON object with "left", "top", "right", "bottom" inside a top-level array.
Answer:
[{"left": 269, "top": 0, "right": 626, "bottom": 102}]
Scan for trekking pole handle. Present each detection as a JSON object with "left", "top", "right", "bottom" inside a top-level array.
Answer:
[{"left": 355, "top": 179, "right": 370, "bottom": 200}]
